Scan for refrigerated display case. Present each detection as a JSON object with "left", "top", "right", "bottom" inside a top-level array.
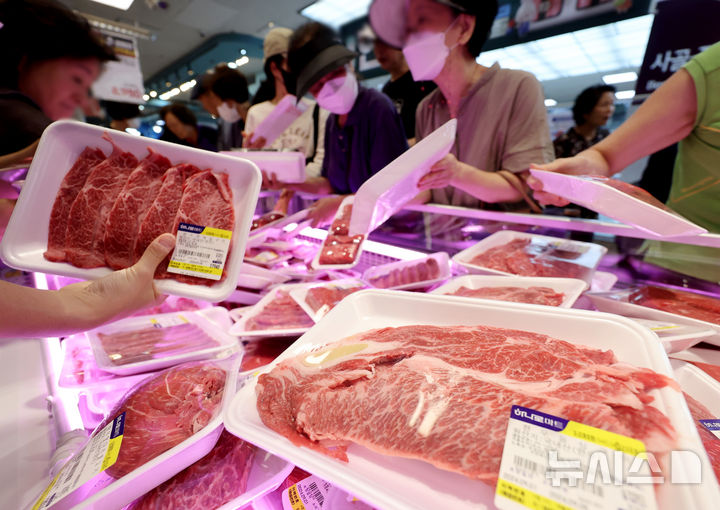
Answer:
[{"left": 3, "top": 194, "right": 720, "bottom": 510}]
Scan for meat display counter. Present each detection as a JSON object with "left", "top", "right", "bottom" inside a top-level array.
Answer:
[{"left": 2, "top": 194, "right": 720, "bottom": 510}]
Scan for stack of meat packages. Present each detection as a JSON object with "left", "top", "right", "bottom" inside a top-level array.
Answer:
[{"left": 44, "top": 135, "right": 234, "bottom": 285}]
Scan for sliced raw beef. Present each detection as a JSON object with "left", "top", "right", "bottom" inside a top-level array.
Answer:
[
  {"left": 65, "top": 137, "right": 139, "bottom": 268},
  {"left": 446, "top": 286, "right": 565, "bottom": 306},
  {"left": 256, "top": 325, "right": 678, "bottom": 485},
  {"left": 582, "top": 176, "right": 678, "bottom": 213},
  {"left": 159, "top": 170, "right": 235, "bottom": 285},
  {"left": 44, "top": 147, "right": 106, "bottom": 262},
  {"left": 251, "top": 212, "right": 285, "bottom": 231},
  {"left": 318, "top": 235, "right": 364, "bottom": 265},
  {"left": 241, "top": 337, "right": 296, "bottom": 372},
  {"left": 103, "top": 362, "right": 226, "bottom": 479},
  {"left": 469, "top": 238, "right": 589, "bottom": 279},
  {"left": 97, "top": 323, "right": 219, "bottom": 366},
  {"left": 683, "top": 392, "right": 720, "bottom": 481},
  {"left": 104, "top": 149, "right": 171, "bottom": 269},
  {"left": 688, "top": 361, "right": 720, "bottom": 384},
  {"left": 245, "top": 290, "right": 313, "bottom": 331},
  {"left": 368, "top": 258, "right": 441, "bottom": 289},
  {"left": 134, "top": 164, "right": 199, "bottom": 263},
  {"left": 129, "top": 429, "right": 255, "bottom": 510},
  {"left": 305, "top": 285, "right": 366, "bottom": 314},
  {"left": 629, "top": 285, "right": 720, "bottom": 325},
  {"left": 329, "top": 204, "right": 353, "bottom": 235}
]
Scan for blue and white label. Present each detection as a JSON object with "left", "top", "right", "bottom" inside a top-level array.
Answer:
[{"left": 700, "top": 419, "right": 720, "bottom": 440}]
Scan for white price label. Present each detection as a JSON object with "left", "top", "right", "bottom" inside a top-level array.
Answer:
[
  {"left": 495, "top": 406, "right": 658, "bottom": 510},
  {"left": 32, "top": 414, "right": 125, "bottom": 510},
  {"left": 168, "top": 222, "right": 232, "bottom": 281}
]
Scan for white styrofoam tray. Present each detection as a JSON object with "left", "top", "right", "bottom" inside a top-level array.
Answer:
[
  {"left": 429, "top": 274, "right": 587, "bottom": 308},
  {"left": 529, "top": 169, "right": 707, "bottom": 238},
  {"left": 288, "top": 278, "right": 368, "bottom": 323},
  {"left": 349, "top": 119, "right": 456, "bottom": 235},
  {"left": 362, "top": 252, "right": 451, "bottom": 291},
  {"left": 86, "top": 310, "right": 241, "bottom": 376},
  {"left": 238, "top": 263, "right": 292, "bottom": 290},
  {"left": 631, "top": 318, "right": 717, "bottom": 354},
  {"left": 586, "top": 288, "right": 720, "bottom": 347},
  {"left": 51, "top": 355, "right": 242, "bottom": 510},
  {"left": 311, "top": 197, "right": 366, "bottom": 270},
  {"left": 452, "top": 230, "right": 607, "bottom": 285},
  {"left": 216, "top": 447, "right": 294, "bottom": 510},
  {"left": 223, "top": 290, "right": 719, "bottom": 510},
  {"left": 221, "top": 150, "right": 306, "bottom": 184},
  {"left": 229, "top": 284, "right": 313, "bottom": 338},
  {"left": 0, "top": 120, "right": 261, "bottom": 302},
  {"left": 247, "top": 95, "right": 309, "bottom": 149},
  {"left": 671, "top": 360, "right": 720, "bottom": 417}
]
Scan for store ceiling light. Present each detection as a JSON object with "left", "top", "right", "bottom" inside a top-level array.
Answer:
[
  {"left": 544, "top": 99, "right": 558, "bottom": 107},
  {"left": 227, "top": 62, "right": 238, "bottom": 69},
  {"left": 149, "top": 90, "right": 157, "bottom": 98},
  {"left": 602, "top": 71, "right": 638, "bottom": 84},
  {"left": 477, "top": 15, "right": 653, "bottom": 82},
  {"left": 142, "top": 94, "right": 150, "bottom": 101},
  {"left": 90, "top": 0, "right": 134, "bottom": 10},
  {"left": 615, "top": 90, "right": 636, "bottom": 100},
  {"left": 300, "top": 0, "right": 372, "bottom": 29},
  {"left": 236, "top": 56, "right": 250, "bottom": 67},
  {"left": 81, "top": 12, "right": 151, "bottom": 39},
  {"left": 179, "top": 79, "right": 197, "bottom": 92},
  {"left": 159, "top": 88, "right": 181, "bottom": 100}
]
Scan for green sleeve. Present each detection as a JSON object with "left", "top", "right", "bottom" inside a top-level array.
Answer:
[{"left": 683, "top": 41, "right": 720, "bottom": 126}]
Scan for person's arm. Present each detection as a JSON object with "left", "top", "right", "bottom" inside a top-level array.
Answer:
[
  {"left": 417, "top": 153, "right": 522, "bottom": 203},
  {"left": 0, "top": 234, "right": 176, "bottom": 338},
  {"left": 529, "top": 69, "right": 697, "bottom": 205},
  {"left": 0, "top": 140, "right": 38, "bottom": 168}
]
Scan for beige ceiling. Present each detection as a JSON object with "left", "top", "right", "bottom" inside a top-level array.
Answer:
[{"left": 60, "top": 0, "right": 314, "bottom": 79}]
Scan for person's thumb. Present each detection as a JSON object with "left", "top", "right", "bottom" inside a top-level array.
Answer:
[{"left": 136, "top": 233, "right": 176, "bottom": 272}]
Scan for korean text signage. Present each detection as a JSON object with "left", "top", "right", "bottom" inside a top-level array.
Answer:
[
  {"left": 91, "top": 30, "right": 145, "bottom": 104},
  {"left": 635, "top": 0, "right": 720, "bottom": 96}
]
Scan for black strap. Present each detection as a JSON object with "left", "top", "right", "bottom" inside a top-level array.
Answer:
[{"left": 306, "top": 102, "right": 320, "bottom": 165}]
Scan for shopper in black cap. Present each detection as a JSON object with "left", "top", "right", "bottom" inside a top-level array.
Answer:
[
  {"left": 280, "top": 22, "right": 408, "bottom": 226},
  {"left": 369, "top": 0, "right": 552, "bottom": 211}
]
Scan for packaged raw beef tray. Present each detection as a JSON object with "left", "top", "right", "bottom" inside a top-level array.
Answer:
[
  {"left": 86, "top": 310, "right": 240, "bottom": 376},
  {"left": 587, "top": 284, "right": 720, "bottom": 346},
  {"left": 530, "top": 169, "right": 707, "bottom": 238},
  {"left": 225, "top": 290, "right": 720, "bottom": 510},
  {"left": 0, "top": 120, "right": 261, "bottom": 302},
  {"left": 362, "top": 252, "right": 450, "bottom": 290},
  {"left": 312, "top": 197, "right": 366, "bottom": 270},
  {"left": 31, "top": 356, "right": 241, "bottom": 510},
  {"left": 453, "top": 230, "right": 607, "bottom": 285}
]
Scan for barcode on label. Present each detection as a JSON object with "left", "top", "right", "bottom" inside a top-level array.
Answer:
[
  {"left": 63, "top": 458, "right": 81, "bottom": 485},
  {"left": 307, "top": 481, "right": 324, "bottom": 506},
  {"left": 513, "top": 455, "right": 540, "bottom": 473},
  {"left": 177, "top": 249, "right": 212, "bottom": 259}
]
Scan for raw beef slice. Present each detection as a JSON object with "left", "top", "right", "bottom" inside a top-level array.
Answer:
[
  {"left": 104, "top": 148, "right": 171, "bottom": 269},
  {"left": 159, "top": 170, "right": 235, "bottom": 285},
  {"left": 45, "top": 147, "right": 106, "bottom": 262},
  {"left": 256, "top": 325, "right": 678, "bottom": 485},
  {"left": 134, "top": 164, "right": 199, "bottom": 263},
  {"left": 683, "top": 392, "right": 720, "bottom": 481},
  {"left": 245, "top": 290, "right": 313, "bottom": 331},
  {"left": 97, "top": 323, "right": 218, "bottom": 366},
  {"left": 129, "top": 429, "right": 255, "bottom": 510},
  {"left": 65, "top": 136, "right": 139, "bottom": 268},
  {"left": 629, "top": 285, "right": 720, "bottom": 326},
  {"left": 103, "top": 362, "right": 226, "bottom": 479},
  {"left": 447, "top": 286, "right": 565, "bottom": 306}
]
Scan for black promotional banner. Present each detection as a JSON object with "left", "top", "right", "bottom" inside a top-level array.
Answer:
[{"left": 635, "top": 0, "right": 720, "bottom": 96}]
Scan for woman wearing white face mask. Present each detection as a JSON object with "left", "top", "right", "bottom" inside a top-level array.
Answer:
[
  {"left": 279, "top": 22, "right": 408, "bottom": 227},
  {"left": 369, "top": 0, "right": 553, "bottom": 211}
]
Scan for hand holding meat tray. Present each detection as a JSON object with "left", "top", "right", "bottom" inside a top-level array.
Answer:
[
  {"left": 224, "top": 290, "right": 719, "bottom": 510},
  {"left": 0, "top": 121, "right": 261, "bottom": 302},
  {"left": 529, "top": 169, "right": 707, "bottom": 238}
]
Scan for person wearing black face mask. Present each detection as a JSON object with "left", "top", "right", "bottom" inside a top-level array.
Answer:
[{"left": 244, "top": 27, "right": 328, "bottom": 180}]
